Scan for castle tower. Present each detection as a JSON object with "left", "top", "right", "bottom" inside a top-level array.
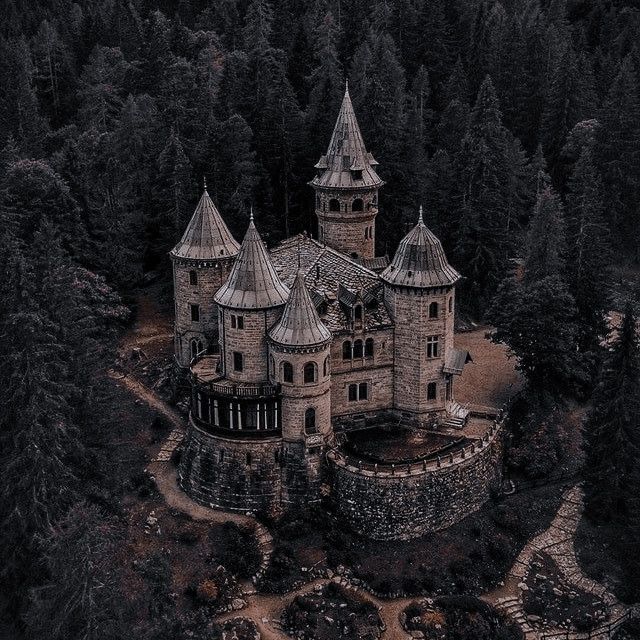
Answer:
[
  {"left": 170, "top": 184, "right": 240, "bottom": 370},
  {"left": 214, "top": 214, "right": 289, "bottom": 383},
  {"left": 381, "top": 208, "right": 461, "bottom": 418},
  {"left": 310, "top": 83, "right": 384, "bottom": 260},
  {"left": 268, "top": 270, "right": 332, "bottom": 503}
]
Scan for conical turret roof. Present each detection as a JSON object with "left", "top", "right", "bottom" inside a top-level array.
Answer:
[
  {"left": 214, "top": 215, "right": 289, "bottom": 309},
  {"left": 311, "top": 82, "right": 383, "bottom": 189},
  {"left": 269, "top": 271, "right": 331, "bottom": 347},
  {"left": 381, "top": 208, "right": 461, "bottom": 288},
  {"left": 170, "top": 186, "right": 240, "bottom": 261}
]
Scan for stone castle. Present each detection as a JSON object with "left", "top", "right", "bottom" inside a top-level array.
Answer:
[{"left": 171, "top": 85, "right": 504, "bottom": 540}]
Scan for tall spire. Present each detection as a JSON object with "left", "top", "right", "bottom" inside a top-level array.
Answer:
[
  {"left": 170, "top": 188, "right": 240, "bottom": 261},
  {"left": 268, "top": 271, "right": 331, "bottom": 347},
  {"left": 311, "top": 84, "right": 383, "bottom": 189},
  {"left": 381, "top": 208, "right": 461, "bottom": 288},
  {"left": 214, "top": 218, "right": 289, "bottom": 309}
]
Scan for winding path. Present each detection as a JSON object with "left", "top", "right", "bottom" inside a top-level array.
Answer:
[{"left": 110, "top": 365, "right": 631, "bottom": 640}]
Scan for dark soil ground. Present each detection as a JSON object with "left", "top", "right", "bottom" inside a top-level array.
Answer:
[
  {"left": 282, "top": 582, "right": 383, "bottom": 640},
  {"left": 402, "top": 595, "right": 523, "bottom": 640},
  {"left": 523, "top": 551, "right": 608, "bottom": 632}
]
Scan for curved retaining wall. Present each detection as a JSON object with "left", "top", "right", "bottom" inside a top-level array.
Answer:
[{"left": 328, "top": 420, "right": 504, "bottom": 540}]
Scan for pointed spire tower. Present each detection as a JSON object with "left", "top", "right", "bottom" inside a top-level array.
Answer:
[
  {"left": 214, "top": 216, "right": 289, "bottom": 383},
  {"left": 170, "top": 183, "right": 240, "bottom": 370},
  {"left": 310, "top": 82, "right": 383, "bottom": 260}
]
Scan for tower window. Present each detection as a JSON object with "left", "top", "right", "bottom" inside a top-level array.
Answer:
[
  {"left": 365, "top": 338, "right": 374, "bottom": 358},
  {"left": 303, "top": 362, "right": 317, "bottom": 384},
  {"left": 329, "top": 198, "right": 340, "bottom": 212},
  {"left": 365, "top": 227, "right": 368, "bottom": 239},
  {"left": 354, "top": 305, "right": 363, "bottom": 321},
  {"left": 304, "top": 407, "right": 317, "bottom": 434},
  {"left": 352, "top": 169, "right": 363, "bottom": 180},
  {"left": 231, "top": 314, "right": 236, "bottom": 328},
  {"left": 237, "top": 315, "right": 244, "bottom": 328},
  {"left": 190, "top": 304, "right": 200, "bottom": 322},
  {"left": 426, "top": 336, "right": 440, "bottom": 358},
  {"left": 323, "top": 356, "right": 329, "bottom": 376},
  {"left": 342, "top": 155, "right": 351, "bottom": 169},
  {"left": 348, "top": 384, "right": 358, "bottom": 401},
  {"left": 342, "top": 341, "right": 352, "bottom": 360},
  {"left": 246, "top": 452, "right": 252, "bottom": 466},
  {"left": 352, "top": 198, "right": 363, "bottom": 212},
  {"left": 429, "top": 302, "right": 439, "bottom": 319},
  {"left": 353, "top": 339, "right": 363, "bottom": 358},
  {"left": 282, "top": 361, "right": 293, "bottom": 383},
  {"left": 233, "top": 351, "right": 243, "bottom": 371},
  {"left": 427, "top": 382, "right": 437, "bottom": 400},
  {"left": 189, "top": 270, "right": 198, "bottom": 285},
  {"left": 449, "top": 297, "right": 453, "bottom": 312}
]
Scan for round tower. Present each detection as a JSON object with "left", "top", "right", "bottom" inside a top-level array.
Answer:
[
  {"left": 214, "top": 213, "right": 289, "bottom": 383},
  {"left": 310, "top": 83, "right": 384, "bottom": 260},
  {"left": 381, "top": 207, "right": 462, "bottom": 418},
  {"left": 268, "top": 270, "right": 332, "bottom": 504},
  {"left": 170, "top": 184, "right": 240, "bottom": 371}
]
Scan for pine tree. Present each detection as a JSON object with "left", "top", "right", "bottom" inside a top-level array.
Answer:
[
  {"left": 583, "top": 304, "right": 640, "bottom": 521},
  {"left": 596, "top": 55, "right": 640, "bottom": 258},
  {"left": 564, "top": 146, "right": 610, "bottom": 352}
]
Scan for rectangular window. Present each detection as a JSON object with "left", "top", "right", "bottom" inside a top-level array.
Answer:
[
  {"left": 426, "top": 335, "right": 440, "bottom": 358},
  {"left": 191, "top": 304, "right": 200, "bottom": 322},
  {"left": 231, "top": 314, "right": 236, "bottom": 328},
  {"left": 342, "top": 155, "right": 351, "bottom": 170},
  {"left": 233, "top": 351, "right": 243, "bottom": 371},
  {"left": 189, "top": 270, "right": 198, "bottom": 285},
  {"left": 427, "top": 382, "right": 437, "bottom": 401},
  {"left": 237, "top": 315, "right": 244, "bottom": 329},
  {"left": 348, "top": 383, "right": 368, "bottom": 402}
]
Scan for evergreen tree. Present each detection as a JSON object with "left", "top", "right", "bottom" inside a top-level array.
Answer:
[
  {"left": 564, "top": 146, "right": 611, "bottom": 352},
  {"left": 583, "top": 304, "right": 640, "bottom": 521}
]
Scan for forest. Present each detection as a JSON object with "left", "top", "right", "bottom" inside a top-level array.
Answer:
[{"left": 1, "top": 0, "right": 640, "bottom": 638}]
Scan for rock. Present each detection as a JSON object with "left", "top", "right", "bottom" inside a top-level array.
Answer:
[
  {"left": 410, "top": 632, "right": 424, "bottom": 639},
  {"left": 326, "top": 569, "right": 334, "bottom": 578},
  {"left": 146, "top": 515, "right": 158, "bottom": 526},
  {"left": 527, "top": 615, "right": 541, "bottom": 624},
  {"left": 518, "top": 582, "right": 528, "bottom": 591},
  {"left": 231, "top": 598, "right": 245, "bottom": 610},
  {"left": 552, "top": 587, "right": 563, "bottom": 596}
]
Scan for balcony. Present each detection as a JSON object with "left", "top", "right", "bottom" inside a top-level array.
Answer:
[{"left": 207, "top": 380, "right": 280, "bottom": 398}]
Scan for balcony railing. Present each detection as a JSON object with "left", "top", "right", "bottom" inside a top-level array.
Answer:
[{"left": 206, "top": 381, "right": 280, "bottom": 398}]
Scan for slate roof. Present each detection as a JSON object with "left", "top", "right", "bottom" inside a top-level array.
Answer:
[
  {"left": 443, "top": 348, "right": 472, "bottom": 375},
  {"left": 268, "top": 271, "right": 332, "bottom": 347},
  {"left": 310, "top": 83, "right": 384, "bottom": 190},
  {"left": 381, "top": 207, "right": 461, "bottom": 289},
  {"left": 214, "top": 216, "right": 289, "bottom": 309},
  {"left": 170, "top": 187, "right": 240, "bottom": 261},
  {"left": 270, "top": 235, "right": 392, "bottom": 332}
]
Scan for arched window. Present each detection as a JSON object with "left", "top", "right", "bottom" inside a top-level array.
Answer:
[
  {"left": 323, "top": 356, "right": 329, "bottom": 377},
  {"left": 427, "top": 382, "right": 437, "bottom": 401},
  {"left": 304, "top": 408, "right": 317, "bottom": 434},
  {"left": 448, "top": 297, "right": 453, "bottom": 313},
  {"left": 189, "top": 270, "right": 198, "bottom": 285},
  {"left": 190, "top": 338, "right": 203, "bottom": 360},
  {"left": 429, "top": 301, "right": 439, "bottom": 319},
  {"left": 364, "top": 227, "right": 368, "bottom": 239},
  {"left": 303, "top": 362, "right": 317, "bottom": 384},
  {"left": 329, "top": 198, "right": 340, "bottom": 212},
  {"left": 342, "top": 341, "right": 352, "bottom": 360},
  {"left": 352, "top": 198, "right": 364, "bottom": 212},
  {"left": 282, "top": 361, "right": 293, "bottom": 383},
  {"left": 353, "top": 339, "right": 363, "bottom": 358},
  {"left": 365, "top": 338, "right": 374, "bottom": 358}
]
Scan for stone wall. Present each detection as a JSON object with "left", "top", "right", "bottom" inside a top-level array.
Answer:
[
  {"left": 328, "top": 421, "right": 504, "bottom": 540},
  {"left": 173, "top": 259, "right": 234, "bottom": 367},
  {"left": 178, "top": 420, "right": 283, "bottom": 514}
]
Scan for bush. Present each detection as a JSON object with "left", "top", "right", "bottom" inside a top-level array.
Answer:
[{"left": 211, "top": 522, "right": 261, "bottom": 579}]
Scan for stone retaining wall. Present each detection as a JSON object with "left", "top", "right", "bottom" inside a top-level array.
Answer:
[{"left": 328, "top": 421, "right": 504, "bottom": 540}]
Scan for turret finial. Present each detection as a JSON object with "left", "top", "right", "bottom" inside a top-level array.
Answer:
[
  {"left": 249, "top": 205, "right": 254, "bottom": 224},
  {"left": 345, "top": 78, "right": 349, "bottom": 95},
  {"left": 418, "top": 205, "right": 424, "bottom": 225},
  {"left": 203, "top": 176, "right": 207, "bottom": 192}
]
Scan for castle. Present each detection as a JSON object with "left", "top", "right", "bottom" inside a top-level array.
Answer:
[{"left": 171, "top": 86, "right": 504, "bottom": 540}]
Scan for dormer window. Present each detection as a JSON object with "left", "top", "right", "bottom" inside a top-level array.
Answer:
[
  {"left": 342, "top": 155, "right": 351, "bottom": 170},
  {"left": 354, "top": 305, "right": 363, "bottom": 322},
  {"left": 352, "top": 169, "right": 363, "bottom": 180}
]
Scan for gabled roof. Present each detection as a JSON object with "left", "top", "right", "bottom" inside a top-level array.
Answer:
[
  {"left": 381, "top": 207, "right": 461, "bottom": 288},
  {"left": 443, "top": 348, "right": 473, "bottom": 375},
  {"left": 310, "top": 83, "right": 384, "bottom": 190},
  {"left": 268, "top": 271, "right": 331, "bottom": 347},
  {"left": 170, "top": 186, "right": 240, "bottom": 261},
  {"left": 214, "top": 215, "right": 289, "bottom": 309}
]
